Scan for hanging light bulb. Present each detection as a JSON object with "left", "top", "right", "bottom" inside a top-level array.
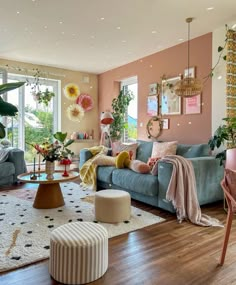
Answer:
[{"left": 174, "top": 18, "right": 203, "bottom": 97}]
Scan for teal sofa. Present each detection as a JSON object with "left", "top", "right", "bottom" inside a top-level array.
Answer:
[
  {"left": 0, "top": 148, "right": 27, "bottom": 186},
  {"left": 79, "top": 141, "right": 224, "bottom": 213}
]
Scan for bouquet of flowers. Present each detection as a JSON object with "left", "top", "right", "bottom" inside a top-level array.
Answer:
[{"left": 28, "top": 132, "right": 74, "bottom": 162}]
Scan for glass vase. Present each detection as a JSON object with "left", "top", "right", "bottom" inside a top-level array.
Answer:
[{"left": 45, "top": 160, "right": 55, "bottom": 180}]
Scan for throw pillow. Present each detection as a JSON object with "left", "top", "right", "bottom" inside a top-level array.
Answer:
[
  {"left": 112, "top": 141, "right": 138, "bottom": 159},
  {"left": 151, "top": 141, "right": 178, "bottom": 158},
  {"left": 147, "top": 157, "right": 160, "bottom": 171},
  {"left": 129, "top": 160, "right": 150, "bottom": 174}
]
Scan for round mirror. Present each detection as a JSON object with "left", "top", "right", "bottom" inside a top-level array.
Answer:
[{"left": 146, "top": 116, "right": 162, "bottom": 139}]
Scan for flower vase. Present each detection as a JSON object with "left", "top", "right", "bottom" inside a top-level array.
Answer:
[{"left": 45, "top": 161, "right": 55, "bottom": 180}]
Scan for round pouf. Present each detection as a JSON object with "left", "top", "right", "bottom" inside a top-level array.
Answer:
[
  {"left": 49, "top": 222, "right": 108, "bottom": 285},
  {"left": 95, "top": 189, "right": 131, "bottom": 223}
]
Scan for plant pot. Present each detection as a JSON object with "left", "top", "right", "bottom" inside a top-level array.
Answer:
[{"left": 45, "top": 161, "right": 55, "bottom": 180}]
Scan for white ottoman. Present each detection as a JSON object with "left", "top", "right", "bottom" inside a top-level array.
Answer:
[
  {"left": 49, "top": 222, "right": 108, "bottom": 285},
  {"left": 95, "top": 189, "right": 131, "bottom": 223}
]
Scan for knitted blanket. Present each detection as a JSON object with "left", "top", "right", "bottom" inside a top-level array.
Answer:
[
  {"left": 79, "top": 145, "right": 109, "bottom": 190},
  {"left": 160, "top": 155, "right": 222, "bottom": 227}
]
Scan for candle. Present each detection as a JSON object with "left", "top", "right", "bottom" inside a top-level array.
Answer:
[{"left": 33, "top": 157, "right": 36, "bottom": 174}]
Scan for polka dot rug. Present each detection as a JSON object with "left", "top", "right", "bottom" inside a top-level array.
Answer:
[{"left": 0, "top": 182, "right": 165, "bottom": 273}]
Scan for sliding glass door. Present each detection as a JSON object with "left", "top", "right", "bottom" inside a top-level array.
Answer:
[{"left": 1, "top": 71, "right": 60, "bottom": 165}]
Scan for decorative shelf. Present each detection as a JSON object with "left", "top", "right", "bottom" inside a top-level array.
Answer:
[{"left": 74, "top": 139, "right": 98, "bottom": 143}]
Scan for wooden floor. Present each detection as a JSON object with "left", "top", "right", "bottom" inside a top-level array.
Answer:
[{"left": 1, "top": 182, "right": 236, "bottom": 285}]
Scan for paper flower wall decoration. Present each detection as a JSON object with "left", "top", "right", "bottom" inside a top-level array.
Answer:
[
  {"left": 63, "top": 83, "right": 80, "bottom": 100},
  {"left": 66, "top": 104, "right": 84, "bottom": 121},
  {"left": 76, "top": 93, "right": 94, "bottom": 112}
]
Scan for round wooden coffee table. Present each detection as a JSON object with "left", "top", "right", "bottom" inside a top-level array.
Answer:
[{"left": 17, "top": 170, "right": 80, "bottom": 209}]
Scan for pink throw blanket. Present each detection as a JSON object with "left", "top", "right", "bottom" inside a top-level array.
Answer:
[{"left": 160, "top": 155, "right": 222, "bottom": 227}]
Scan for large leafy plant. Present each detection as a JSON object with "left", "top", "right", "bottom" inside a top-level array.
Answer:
[
  {"left": 0, "top": 82, "right": 25, "bottom": 138},
  {"left": 208, "top": 117, "right": 236, "bottom": 165},
  {"left": 110, "top": 90, "right": 134, "bottom": 141}
]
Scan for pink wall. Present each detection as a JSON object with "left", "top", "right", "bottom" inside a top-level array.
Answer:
[{"left": 98, "top": 33, "right": 212, "bottom": 144}]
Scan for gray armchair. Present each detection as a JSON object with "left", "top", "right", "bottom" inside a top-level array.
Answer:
[{"left": 0, "top": 148, "right": 27, "bottom": 186}]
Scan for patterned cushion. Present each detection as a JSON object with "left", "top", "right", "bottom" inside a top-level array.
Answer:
[
  {"left": 151, "top": 141, "right": 178, "bottom": 158},
  {"left": 112, "top": 142, "right": 138, "bottom": 159},
  {"left": 147, "top": 157, "right": 160, "bottom": 171}
]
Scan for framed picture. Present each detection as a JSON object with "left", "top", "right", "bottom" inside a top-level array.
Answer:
[
  {"left": 149, "top": 83, "right": 158, "bottom": 95},
  {"left": 162, "top": 118, "right": 169, "bottom": 129},
  {"left": 161, "top": 76, "right": 181, "bottom": 115},
  {"left": 184, "top": 66, "right": 195, "bottom": 78},
  {"left": 185, "top": 95, "right": 201, "bottom": 114},
  {"left": 147, "top": 95, "right": 158, "bottom": 116}
]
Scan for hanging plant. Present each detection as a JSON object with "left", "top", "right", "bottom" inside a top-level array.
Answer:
[
  {"left": 26, "top": 68, "right": 55, "bottom": 106},
  {"left": 76, "top": 93, "right": 94, "bottom": 111}
]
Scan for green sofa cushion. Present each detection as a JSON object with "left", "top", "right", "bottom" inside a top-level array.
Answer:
[
  {"left": 176, "top": 144, "right": 210, "bottom": 158},
  {"left": 112, "top": 168, "right": 159, "bottom": 197}
]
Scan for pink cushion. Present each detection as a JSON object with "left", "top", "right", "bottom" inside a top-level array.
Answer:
[
  {"left": 147, "top": 157, "right": 160, "bottom": 171},
  {"left": 151, "top": 141, "right": 178, "bottom": 158}
]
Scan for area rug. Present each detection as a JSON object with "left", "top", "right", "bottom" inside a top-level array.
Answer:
[{"left": 0, "top": 182, "right": 165, "bottom": 273}]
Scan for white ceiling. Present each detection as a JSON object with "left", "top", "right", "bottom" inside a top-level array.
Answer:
[{"left": 0, "top": 0, "right": 235, "bottom": 74}]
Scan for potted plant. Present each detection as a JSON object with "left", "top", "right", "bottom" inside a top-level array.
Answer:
[
  {"left": 0, "top": 81, "right": 25, "bottom": 138},
  {"left": 208, "top": 117, "right": 236, "bottom": 165},
  {"left": 110, "top": 89, "right": 134, "bottom": 141}
]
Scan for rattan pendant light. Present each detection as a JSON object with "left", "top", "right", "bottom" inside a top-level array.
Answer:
[{"left": 174, "top": 18, "right": 203, "bottom": 97}]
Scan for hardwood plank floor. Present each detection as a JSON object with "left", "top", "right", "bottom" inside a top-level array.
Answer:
[{"left": 1, "top": 182, "right": 236, "bottom": 285}]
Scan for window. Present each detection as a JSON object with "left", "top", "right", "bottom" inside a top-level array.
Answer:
[
  {"left": 121, "top": 76, "right": 138, "bottom": 142},
  {"left": 1, "top": 71, "right": 60, "bottom": 165}
]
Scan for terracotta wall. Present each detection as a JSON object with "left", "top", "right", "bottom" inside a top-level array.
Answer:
[
  {"left": 0, "top": 58, "right": 99, "bottom": 154},
  {"left": 98, "top": 33, "right": 212, "bottom": 144}
]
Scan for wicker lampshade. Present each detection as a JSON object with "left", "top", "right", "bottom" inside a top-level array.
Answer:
[
  {"left": 174, "top": 77, "right": 203, "bottom": 97},
  {"left": 174, "top": 17, "right": 203, "bottom": 98}
]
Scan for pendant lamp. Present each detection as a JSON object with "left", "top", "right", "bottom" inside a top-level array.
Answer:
[{"left": 174, "top": 18, "right": 202, "bottom": 97}]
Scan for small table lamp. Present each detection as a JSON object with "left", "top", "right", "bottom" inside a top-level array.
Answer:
[
  {"left": 61, "top": 158, "right": 72, "bottom": 177},
  {"left": 100, "top": 111, "right": 114, "bottom": 148}
]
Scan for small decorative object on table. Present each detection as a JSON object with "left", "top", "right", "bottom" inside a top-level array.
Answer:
[
  {"left": 61, "top": 158, "right": 72, "bottom": 177},
  {"left": 27, "top": 131, "right": 75, "bottom": 180}
]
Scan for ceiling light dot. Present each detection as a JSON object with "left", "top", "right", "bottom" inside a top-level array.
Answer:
[
  {"left": 206, "top": 7, "right": 214, "bottom": 11},
  {"left": 177, "top": 123, "right": 180, "bottom": 126},
  {"left": 122, "top": 40, "right": 126, "bottom": 43},
  {"left": 188, "top": 122, "right": 192, "bottom": 125},
  {"left": 150, "top": 65, "right": 153, "bottom": 68},
  {"left": 59, "top": 21, "right": 63, "bottom": 24},
  {"left": 151, "top": 30, "right": 157, "bottom": 34},
  {"left": 61, "top": 31, "right": 65, "bottom": 34},
  {"left": 232, "top": 24, "right": 236, "bottom": 30},
  {"left": 116, "top": 26, "right": 121, "bottom": 30},
  {"left": 16, "top": 11, "right": 20, "bottom": 14},
  {"left": 90, "top": 35, "right": 95, "bottom": 39},
  {"left": 217, "top": 75, "right": 222, "bottom": 80},
  {"left": 179, "top": 38, "right": 184, "bottom": 41},
  {"left": 44, "top": 25, "right": 47, "bottom": 29},
  {"left": 100, "top": 17, "right": 105, "bottom": 21},
  {"left": 90, "top": 86, "right": 93, "bottom": 89}
]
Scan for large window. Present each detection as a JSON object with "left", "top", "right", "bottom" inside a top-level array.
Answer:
[
  {"left": 121, "top": 76, "right": 138, "bottom": 142},
  {"left": 0, "top": 70, "right": 60, "bottom": 164}
]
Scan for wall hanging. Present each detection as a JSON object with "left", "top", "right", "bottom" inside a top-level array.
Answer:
[
  {"left": 76, "top": 93, "right": 94, "bottom": 111},
  {"left": 63, "top": 83, "right": 80, "bottom": 100},
  {"left": 66, "top": 104, "right": 84, "bottom": 122}
]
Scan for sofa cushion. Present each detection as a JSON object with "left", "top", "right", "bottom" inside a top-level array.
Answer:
[
  {"left": 151, "top": 141, "right": 178, "bottom": 158},
  {"left": 0, "top": 162, "right": 15, "bottom": 177},
  {"left": 177, "top": 144, "right": 210, "bottom": 158},
  {"left": 136, "top": 140, "right": 153, "bottom": 162},
  {"left": 112, "top": 168, "right": 158, "bottom": 197},
  {"left": 97, "top": 166, "right": 115, "bottom": 184},
  {"left": 111, "top": 142, "right": 138, "bottom": 159}
]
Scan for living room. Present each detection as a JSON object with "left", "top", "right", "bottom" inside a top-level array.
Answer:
[{"left": 0, "top": 1, "right": 236, "bottom": 284}]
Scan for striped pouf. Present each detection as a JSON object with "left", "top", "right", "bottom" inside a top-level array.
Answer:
[{"left": 49, "top": 222, "right": 108, "bottom": 284}]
